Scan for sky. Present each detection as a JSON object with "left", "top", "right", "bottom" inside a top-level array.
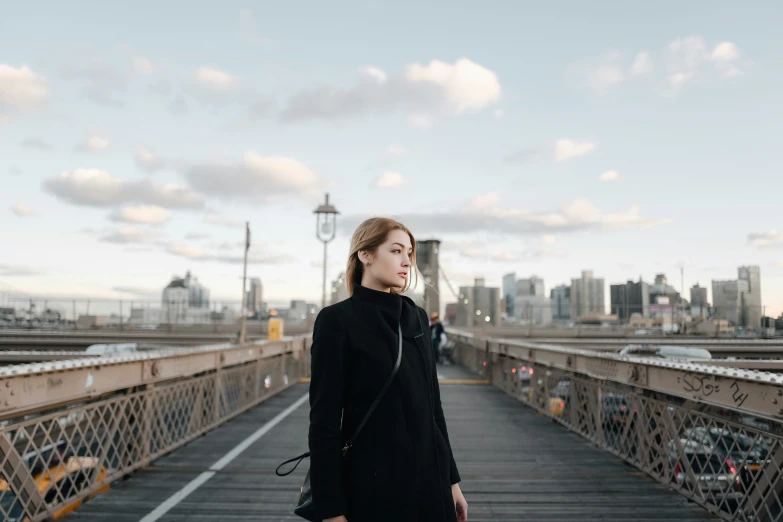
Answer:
[{"left": 2, "top": 1, "right": 783, "bottom": 316}]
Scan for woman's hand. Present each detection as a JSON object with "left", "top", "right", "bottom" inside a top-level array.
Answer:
[
  {"left": 452, "top": 483, "right": 468, "bottom": 521},
  {"left": 324, "top": 516, "right": 347, "bottom": 522}
]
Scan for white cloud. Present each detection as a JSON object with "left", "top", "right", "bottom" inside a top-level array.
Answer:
[
  {"left": 134, "top": 147, "right": 166, "bottom": 172},
  {"left": 166, "top": 242, "right": 209, "bottom": 260},
  {"left": 555, "top": 139, "right": 595, "bottom": 162},
  {"left": 43, "top": 168, "right": 203, "bottom": 209},
  {"left": 75, "top": 135, "right": 109, "bottom": 152},
  {"left": 711, "top": 42, "right": 740, "bottom": 62},
  {"left": 0, "top": 64, "right": 49, "bottom": 115},
  {"left": 373, "top": 171, "right": 408, "bottom": 188},
  {"left": 280, "top": 58, "right": 501, "bottom": 123},
  {"left": 630, "top": 52, "right": 653, "bottom": 76},
  {"left": 541, "top": 235, "right": 557, "bottom": 245},
  {"left": 404, "top": 58, "right": 501, "bottom": 114},
  {"left": 185, "top": 232, "right": 211, "bottom": 240},
  {"left": 11, "top": 204, "right": 33, "bottom": 217},
  {"left": 342, "top": 194, "right": 671, "bottom": 237},
  {"left": 203, "top": 213, "right": 245, "bottom": 228},
  {"left": 570, "top": 52, "right": 625, "bottom": 95},
  {"left": 493, "top": 109, "right": 504, "bottom": 119},
  {"left": 600, "top": 170, "right": 619, "bottom": 181},
  {"left": 109, "top": 205, "right": 171, "bottom": 225},
  {"left": 99, "top": 227, "right": 163, "bottom": 244},
  {"left": 133, "top": 56, "right": 155, "bottom": 75},
  {"left": 748, "top": 230, "right": 783, "bottom": 248},
  {"left": 361, "top": 66, "right": 388, "bottom": 84},
  {"left": 184, "top": 152, "right": 321, "bottom": 203},
  {"left": 195, "top": 66, "right": 237, "bottom": 89},
  {"left": 573, "top": 37, "right": 746, "bottom": 96}
]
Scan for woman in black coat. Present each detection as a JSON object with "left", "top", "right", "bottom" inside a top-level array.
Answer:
[{"left": 308, "top": 217, "right": 468, "bottom": 522}]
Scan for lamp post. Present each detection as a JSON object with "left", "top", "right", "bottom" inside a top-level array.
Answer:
[{"left": 314, "top": 193, "right": 339, "bottom": 309}]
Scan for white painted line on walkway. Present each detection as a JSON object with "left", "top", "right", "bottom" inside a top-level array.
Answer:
[{"left": 138, "top": 392, "right": 310, "bottom": 522}]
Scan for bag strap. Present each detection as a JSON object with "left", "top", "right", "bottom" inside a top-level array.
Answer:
[
  {"left": 275, "top": 323, "right": 403, "bottom": 476},
  {"left": 341, "top": 323, "right": 403, "bottom": 457}
]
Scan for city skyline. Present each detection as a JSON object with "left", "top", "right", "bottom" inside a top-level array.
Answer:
[{"left": 3, "top": 2, "right": 783, "bottom": 316}]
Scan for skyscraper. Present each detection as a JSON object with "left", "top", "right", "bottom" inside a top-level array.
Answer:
[
  {"left": 550, "top": 285, "right": 571, "bottom": 322},
  {"left": 247, "top": 277, "right": 263, "bottom": 317},
  {"left": 455, "top": 278, "right": 500, "bottom": 327},
  {"left": 610, "top": 279, "right": 650, "bottom": 321},
  {"left": 515, "top": 275, "right": 551, "bottom": 325},
  {"left": 570, "top": 270, "right": 605, "bottom": 319},
  {"left": 690, "top": 284, "right": 709, "bottom": 319},
  {"left": 712, "top": 266, "right": 762, "bottom": 327},
  {"left": 502, "top": 273, "right": 516, "bottom": 317}
]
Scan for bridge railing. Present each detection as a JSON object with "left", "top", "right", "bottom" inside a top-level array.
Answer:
[
  {"left": 447, "top": 328, "right": 783, "bottom": 522},
  {"left": 0, "top": 337, "right": 311, "bottom": 522}
]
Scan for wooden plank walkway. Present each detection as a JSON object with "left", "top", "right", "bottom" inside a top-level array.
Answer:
[{"left": 65, "top": 363, "right": 715, "bottom": 521}]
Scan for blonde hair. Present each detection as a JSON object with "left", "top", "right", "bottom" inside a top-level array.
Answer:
[{"left": 346, "top": 217, "right": 419, "bottom": 296}]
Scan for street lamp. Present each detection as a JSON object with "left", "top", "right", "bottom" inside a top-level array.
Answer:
[{"left": 314, "top": 193, "right": 339, "bottom": 309}]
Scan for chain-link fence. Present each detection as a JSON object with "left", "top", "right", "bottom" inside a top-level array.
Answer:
[{"left": 452, "top": 337, "right": 783, "bottom": 521}]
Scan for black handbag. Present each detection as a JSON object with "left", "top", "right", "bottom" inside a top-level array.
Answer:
[{"left": 275, "top": 324, "right": 403, "bottom": 521}]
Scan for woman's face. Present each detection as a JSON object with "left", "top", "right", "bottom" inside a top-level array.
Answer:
[{"left": 361, "top": 229, "right": 413, "bottom": 290}]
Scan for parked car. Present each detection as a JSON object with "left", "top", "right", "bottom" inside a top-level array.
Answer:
[{"left": 683, "top": 426, "right": 769, "bottom": 489}]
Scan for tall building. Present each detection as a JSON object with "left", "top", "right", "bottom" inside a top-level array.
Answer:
[
  {"left": 570, "top": 270, "right": 605, "bottom": 319},
  {"left": 610, "top": 279, "right": 650, "bottom": 321},
  {"left": 455, "top": 278, "right": 500, "bottom": 328},
  {"left": 246, "top": 277, "right": 263, "bottom": 317},
  {"left": 502, "top": 273, "right": 516, "bottom": 317},
  {"left": 550, "top": 285, "right": 571, "bottom": 322},
  {"left": 161, "top": 271, "right": 210, "bottom": 324},
  {"left": 415, "top": 239, "right": 440, "bottom": 319},
  {"left": 690, "top": 284, "right": 709, "bottom": 319},
  {"left": 331, "top": 272, "right": 349, "bottom": 305},
  {"left": 712, "top": 266, "right": 762, "bottom": 327},
  {"left": 515, "top": 275, "right": 551, "bottom": 325}
]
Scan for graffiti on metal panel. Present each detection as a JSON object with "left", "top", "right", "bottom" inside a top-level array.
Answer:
[
  {"left": 679, "top": 373, "right": 720, "bottom": 397},
  {"left": 730, "top": 380, "right": 748, "bottom": 407}
]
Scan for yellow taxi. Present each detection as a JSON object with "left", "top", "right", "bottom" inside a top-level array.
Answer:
[{"left": 0, "top": 455, "right": 110, "bottom": 521}]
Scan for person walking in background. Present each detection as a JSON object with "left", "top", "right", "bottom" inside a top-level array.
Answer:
[{"left": 430, "top": 312, "right": 445, "bottom": 365}]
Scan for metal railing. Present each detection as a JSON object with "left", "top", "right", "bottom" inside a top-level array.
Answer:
[
  {"left": 447, "top": 328, "right": 783, "bottom": 521},
  {"left": 0, "top": 336, "right": 311, "bottom": 522}
]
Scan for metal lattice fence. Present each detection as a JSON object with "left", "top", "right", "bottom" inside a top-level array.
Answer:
[
  {"left": 452, "top": 338, "right": 783, "bottom": 521},
  {"left": 0, "top": 350, "right": 307, "bottom": 522}
]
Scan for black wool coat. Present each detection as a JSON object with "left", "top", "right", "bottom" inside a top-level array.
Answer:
[{"left": 308, "top": 283, "right": 461, "bottom": 522}]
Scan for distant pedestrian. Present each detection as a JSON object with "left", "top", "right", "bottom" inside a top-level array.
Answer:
[{"left": 430, "top": 312, "right": 445, "bottom": 364}]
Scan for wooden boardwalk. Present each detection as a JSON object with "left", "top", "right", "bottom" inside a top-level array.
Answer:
[{"left": 65, "top": 363, "right": 715, "bottom": 521}]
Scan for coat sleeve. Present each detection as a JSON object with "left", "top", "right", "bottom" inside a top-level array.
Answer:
[
  {"left": 308, "top": 306, "right": 347, "bottom": 519},
  {"left": 421, "top": 308, "right": 461, "bottom": 485}
]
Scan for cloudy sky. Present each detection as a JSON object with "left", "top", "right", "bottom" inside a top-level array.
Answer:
[{"left": 2, "top": 1, "right": 782, "bottom": 316}]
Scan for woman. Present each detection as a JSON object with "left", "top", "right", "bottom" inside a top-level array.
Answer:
[{"left": 308, "top": 217, "right": 468, "bottom": 522}]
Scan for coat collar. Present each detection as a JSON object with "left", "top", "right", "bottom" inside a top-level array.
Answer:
[{"left": 350, "top": 282, "right": 425, "bottom": 339}]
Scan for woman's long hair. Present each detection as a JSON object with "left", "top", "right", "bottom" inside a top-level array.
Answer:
[{"left": 346, "top": 217, "right": 419, "bottom": 296}]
